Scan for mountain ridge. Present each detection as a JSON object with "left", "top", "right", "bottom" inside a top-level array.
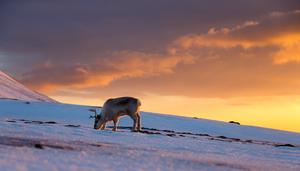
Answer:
[{"left": 0, "top": 70, "right": 56, "bottom": 102}]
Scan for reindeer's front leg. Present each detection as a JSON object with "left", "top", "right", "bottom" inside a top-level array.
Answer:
[{"left": 113, "top": 119, "right": 119, "bottom": 131}]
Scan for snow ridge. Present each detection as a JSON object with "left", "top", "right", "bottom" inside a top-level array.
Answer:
[{"left": 0, "top": 70, "right": 55, "bottom": 102}]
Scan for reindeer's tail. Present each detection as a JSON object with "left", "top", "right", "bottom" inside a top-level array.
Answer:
[{"left": 137, "top": 99, "right": 142, "bottom": 107}]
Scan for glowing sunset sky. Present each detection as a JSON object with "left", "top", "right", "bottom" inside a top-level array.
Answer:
[{"left": 1, "top": 0, "right": 300, "bottom": 132}]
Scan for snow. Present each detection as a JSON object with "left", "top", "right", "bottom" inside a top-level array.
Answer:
[
  {"left": 0, "top": 99, "right": 300, "bottom": 171},
  {"left": 0, "top": 70, "right": 55, "bottom": 102}
]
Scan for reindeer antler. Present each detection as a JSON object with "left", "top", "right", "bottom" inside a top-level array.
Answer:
[{"left": 88, "top": 109, "right": 98, "bottom": 119}]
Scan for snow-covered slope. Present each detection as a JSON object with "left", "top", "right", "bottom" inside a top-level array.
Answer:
[
  {"left": 0, "top": 99, "right": 300, "bottom": 171},
  {"left": 0, "top": 70, "right": 55, "bottom": 102}
]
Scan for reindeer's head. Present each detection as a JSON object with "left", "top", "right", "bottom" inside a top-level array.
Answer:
[
  {"left": 94, "top": 114, "right": 104, "bottom": 129},
  {"left": 89, "top": 109, "right": 103, "bottom": 129}
]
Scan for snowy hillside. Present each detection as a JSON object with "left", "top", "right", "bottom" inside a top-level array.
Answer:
[
  {"left": 0, "top": 70, "right": 55, "bottom": 102},
  {"left": 0, "top": 99, "right": 299, "bottom": 171}
]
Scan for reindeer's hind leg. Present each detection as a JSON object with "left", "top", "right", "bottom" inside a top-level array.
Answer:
[
  {"left": 136, "top": 113, "right": 141, "bottom": 131},
  {"left": 130, "top": 115, "right": 138, "bottom": 132}
]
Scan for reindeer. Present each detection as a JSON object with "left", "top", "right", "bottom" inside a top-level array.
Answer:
[{"left": 90, "top": 97, "right": 142, "bottom": 132}]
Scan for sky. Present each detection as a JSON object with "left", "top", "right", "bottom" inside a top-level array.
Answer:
[{"left": 1, "top": 0, "right": 300, "bottom": 132}]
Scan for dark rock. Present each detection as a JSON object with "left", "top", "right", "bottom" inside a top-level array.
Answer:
[
  {"left": 65, "top": 124, "right": 80, "bottom": 128},
  {"left": 31, "top": 121, "right": 44, "bottom": 124},
  {"left": 44, "top": 121, "right": 57, "bottom": 124},
  {"left": 142, "top": 127, "right": 159, "bottom": 131},
  {"left": 231, "top": 138, "right": 241, "bottom": 141},
  {"left": 34, "top": 144, "right": 44, "bottom": 149},
  {"left": 195, "top": 133, "right": 210, "bottom": 137},
  {"left": 178, "top": 132, "right": 192, "bottom": 135},
  {"left": 229, "top": 121, "right": 240, "bottom": 125},
  {"left": 162, "top": 130, "right": 175, "bottom": 133},
  {"left": 166, "top": 134, "right": 176, "bottom": 137},
  {"left": 6, "top": 120, "right": 16, "bottom": 123},
  {"left": 275, "top": 144, "right": 295, "bottom": 147},
  {"left": 217, "top": 136, "right": 228, "bottom": 139},
  {"left": 139, "top": 130, "right": 161, "bottom": 135}
]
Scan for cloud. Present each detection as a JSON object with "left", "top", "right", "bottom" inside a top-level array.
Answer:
[
  {"left": 19, "top": 9, "right": 300, "bottom": 97},
  {"left": 273, "top": 41, "right": 300, "bottom": 64},
  {"left": 22, "top": 51, "right": 195, "bottom": 92},
  {"left": 172, "top": 10, "right": 300, "bottom": 64},
  {"left": 173, "top": 21, "right": 260, "bottom": 49}
]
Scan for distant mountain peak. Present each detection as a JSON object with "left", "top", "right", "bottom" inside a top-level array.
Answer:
[{"left": 0, "top": 70, "right": 56, "bottom": 102}]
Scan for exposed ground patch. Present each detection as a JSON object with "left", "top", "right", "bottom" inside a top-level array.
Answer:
[
  {"left": 3, "top": 118, "right": 300, "bottom": 148},
  {"left": 0, "top": 135, "right": 113, "bottom": 151}
]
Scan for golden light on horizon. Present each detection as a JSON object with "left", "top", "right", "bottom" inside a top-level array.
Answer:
[{"left": 52, "top": 94, "right": 300, "bottom": 133}]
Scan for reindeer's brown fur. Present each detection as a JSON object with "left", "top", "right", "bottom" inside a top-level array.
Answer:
[{"left": 94, "top": 97, "right": 142, "bottom": 132}]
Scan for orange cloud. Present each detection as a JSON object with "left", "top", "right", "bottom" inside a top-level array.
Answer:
[
  {"left": 172, "top": 10, "right": 300, "bottom": 64},
  {"left": 22, "top": 51, "right": 195, "bottom": 92},
  {"left": 173, "top": 20, "right": 260, "bottom": 49},
  {"left": 272, "top": 34, "right": 300, "bottom": 64}
]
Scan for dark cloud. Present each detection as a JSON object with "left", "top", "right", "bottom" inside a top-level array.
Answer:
[{"left": 1, "top": 0, "right": 298, "bottom": 67}]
